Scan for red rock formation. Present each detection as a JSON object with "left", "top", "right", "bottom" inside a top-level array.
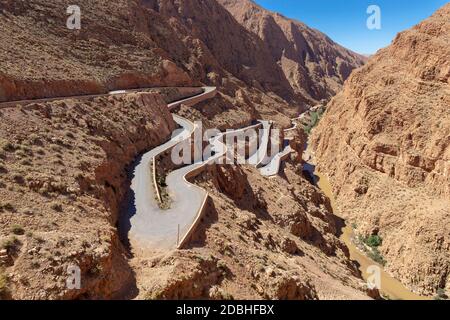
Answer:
[{"left": 0, "top": 92, "right": 175, "bottom": 299}]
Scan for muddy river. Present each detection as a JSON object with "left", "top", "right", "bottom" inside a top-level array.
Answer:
[{"left": 309, "top": 166, "right": 429, "bottom": 300}]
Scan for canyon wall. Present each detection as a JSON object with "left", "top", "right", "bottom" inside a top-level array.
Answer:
[
  {"left": 218, "top": 0, "right": 367, "bottom": 103},
  {"left": 311, "top": 4, "right": 450, "bottom": 295},
  {"left": 0, "top": 0, "right": 373, "bottom": 299}
]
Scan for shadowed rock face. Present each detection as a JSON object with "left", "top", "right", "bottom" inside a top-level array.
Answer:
[
  {"left": 311, "top": 4, "right": 450, "bottom": 296},
  {"left": 217, "top": 0, "right": 367, "bottom": 103},
  {"left": 141, "top": 0, "right": 296, "bottom": 101}
]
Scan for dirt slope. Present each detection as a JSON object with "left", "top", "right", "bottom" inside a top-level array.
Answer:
[
  {"left": 131, "top": 148, "right": 375, "bottom": 300},
  {"left": 0, "top": 0, "right": 372, "bottom": 299}
]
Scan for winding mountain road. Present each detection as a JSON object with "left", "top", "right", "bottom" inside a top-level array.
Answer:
[
  {"left": 126, "top": 114, "right": 200, "bottom": 250},
  {"left": 259, "top": 113, "right": 306, "bottom": 177},
  {"left": 248, "top": 120, "right": 272, "bottom": 167},
  {"left": 126, "top": 87, "right": 269, "bottom": 250},
  {"left": 168, "top": 86, "right": 217, "bottom": 110},
  {"left": 133, "top": 106, "right": 304, "bottom": 249},
  {"left": 284, "top": 113, "right": 306, "bottom": 132},
  {"left": 2, "top": 84, "right": 295, "bottom": 249},
  {"left": 260, "top": 144, "right": 293, "bottom": 176}
]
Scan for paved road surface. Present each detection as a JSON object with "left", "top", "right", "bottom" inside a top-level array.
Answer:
[
  {"left": 259, "top": 113, "right": 304, "bottom": 176},
  {"left": 260, "top": 145, "right": 293, "bottom": 176},
  {"left": 248, "top": 120, "right": 271, "bottom": 167},
  {"left": 128, "top": 112, "right": 267, "bottom": 249}
]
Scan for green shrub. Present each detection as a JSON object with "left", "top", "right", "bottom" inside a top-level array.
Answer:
[
  {"left": 14, "top": 150, "right": 27, "bottom": 158},
  {"left": 0, "top": 140, "right": 15, "bottom": 152},
  {"left": 303, "top": 109, "right": 325, "bottom": 135},
  {"left": 365, "top": 235, "right": 382, "bottom": 248},
  {"left": 367, "top": 248, "right": 386, "bottom": 266},
  {"left": 28, "top": 134, "right": 43, "bottom": 146},
  {"left": 11, "top": 225, "right": 25, "bottom": 236},
  {"left": 1, "top": 237, "right": 21, "bottom": 252}
]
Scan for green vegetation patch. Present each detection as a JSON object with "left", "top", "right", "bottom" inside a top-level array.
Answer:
[
  {"left": 367, "top": 247, "right": 386, "bottom": 266},
  {"left": 157, "top": 175, "right": 172, "bottom": 210},
  {"left": 1, "top": 236, "right": 21, "bottom": 253},
  {"left": 303, "top": 107, "right": 326, "bottom": 135},
  {"left": 150, "top": 159, "right": 171, "bottom": 210},
  {"left": 364, "top": 235, "right": 383, "bottom": 248},
  {"left": 11, "top": 225, "right": 25, "bottom": 236},
  {"left": 356, "top": 233, "right": 386, "bottom": 266}
]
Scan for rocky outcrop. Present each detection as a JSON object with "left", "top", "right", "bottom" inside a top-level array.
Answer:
[
  {"left": 209, "top": 165, "right": 248, "bottom": 201},
  {"left": 0, "top": 92, "right": 175, "bottom": 299},
  {"left": 311, "top": 4, "right": 450, "bottom": 296},
  {"left": 264, "top": 275, "right": 317, "bottom": 300},
  {"left": 144, "top": 253, "right": 227, "bottom": 300}
]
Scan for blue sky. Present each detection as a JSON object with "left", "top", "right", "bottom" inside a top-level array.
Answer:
[{"left": 254, "top": 0, "right": 448, "bottom": 54}]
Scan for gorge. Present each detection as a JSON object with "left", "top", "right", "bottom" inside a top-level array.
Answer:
[{"left": 0, "top": 0, "right": 448, "bottom": 301}]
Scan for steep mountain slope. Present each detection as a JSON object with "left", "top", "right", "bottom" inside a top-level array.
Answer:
[
  {"left": 218, "top": 0, "right": 367, "bottom": 103},
  {"left": 311, "top": 4, "right": 450, "bottom": 296},
  {"left": 0, "top": 91, "right": 375, "bottom": 300},
  {"left": 140, "top": 0, "right": 294, "bottom": 100},
  {"left": 0, "top": 0, "right": 364, "bottom": 121}
]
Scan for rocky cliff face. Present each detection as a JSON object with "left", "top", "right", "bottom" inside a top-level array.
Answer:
[
  {"left": 0, "top": 0, "right": 194, "bottom": 102},
  {"left": 311, "top": 4, "right": 450, "bottom": 295},
  {"left": 218, "top": 0, "right": 367, "bottom": 103}
]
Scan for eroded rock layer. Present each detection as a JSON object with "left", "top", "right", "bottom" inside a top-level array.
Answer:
[{"left": 218, "top": 0, "right": 366, "bottom": 103}]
